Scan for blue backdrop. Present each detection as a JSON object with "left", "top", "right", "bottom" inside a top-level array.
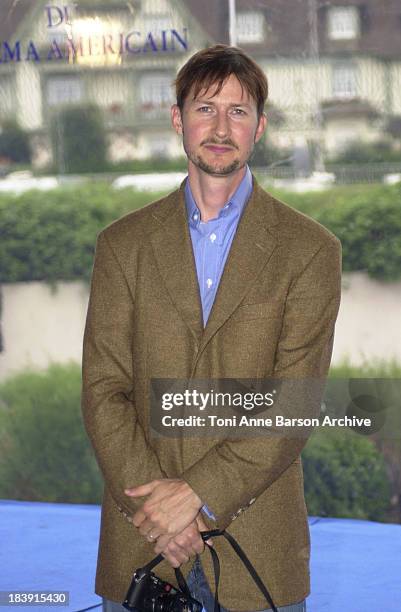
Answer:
[{"left": 1, "top": 500, "right": 400, "bottom": 612}]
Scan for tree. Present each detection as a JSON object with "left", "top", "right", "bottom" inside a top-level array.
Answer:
[
  {"left": 51, "top": 104, "right": 108, "bottom": 174},
  {"left": 0, "top": 119, "right": 31, "bottom": 164}
]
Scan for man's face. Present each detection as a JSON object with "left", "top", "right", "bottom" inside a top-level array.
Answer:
[{"left": 171, "top": 74, "right": 267, "bottom": 176}]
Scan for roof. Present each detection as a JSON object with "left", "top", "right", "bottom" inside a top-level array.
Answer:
[
  {"left": 185, "top": 0, "right": 229, "bottom": 43},
  {"left": 317, "top": 0, "right": 401, "bottom": 60},
  {"left": 0, "top": 0, "right": 32, "bottom": 40},
  {"left": 1, "top": 1, "right": 401, "bottom": 60},
  {"left": 191, "top": 0, "right": 401, "bottom": 61}
]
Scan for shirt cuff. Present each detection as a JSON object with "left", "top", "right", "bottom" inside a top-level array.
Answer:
[{"left": 201, "top": 503, "right": 216, "bottom": 521}]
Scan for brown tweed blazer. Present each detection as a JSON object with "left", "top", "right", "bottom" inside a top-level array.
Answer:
[{"left": 81, "top": 175, "right": 341, "bottom": 610}]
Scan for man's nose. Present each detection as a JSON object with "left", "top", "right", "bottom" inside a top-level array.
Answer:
[{"left": 213, "top": 111, "right": 230, "bottom": 139}]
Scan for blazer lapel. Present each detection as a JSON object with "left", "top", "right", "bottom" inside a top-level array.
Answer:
[
  {"left": 150, "top": 184, "right": 204, "bottom": 345},
  {"left": 150, "top": 176, "right": 280, "bottom": 354},
  {"left": 197, "top": 178, "right": 280, "bottom": 357}
]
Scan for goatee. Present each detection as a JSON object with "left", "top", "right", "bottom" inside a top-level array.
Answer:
[{"left": 193, "top": 155, "right": 242, "bottom": 176}]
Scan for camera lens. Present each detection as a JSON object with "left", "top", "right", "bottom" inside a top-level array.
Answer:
[{"left": 149, "top": 593, "right": 196, "bottom": 612}]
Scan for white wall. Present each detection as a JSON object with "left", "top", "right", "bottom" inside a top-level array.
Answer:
[
  {"left": 332, "top": 272, "right": 401, "bottom": 366},
  {"left": 1, "top": 272, "right": 401, "bottom": 381},
  {"left": 15, "top": 63, "right": 43, "bottom": 130},
  {"left": 0, "top": 282, "right": 88, "bottom": 381},
  {"left": 391, "top": 62, "right": 401, "bottom": 115}
]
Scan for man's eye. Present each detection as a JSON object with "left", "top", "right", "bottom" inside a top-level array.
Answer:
[
  {"left": 232, "top": 108, "right": 246, "bottom": 115},
  {"left": 198, "top": 106, "right": 212, "bottom": 112}
]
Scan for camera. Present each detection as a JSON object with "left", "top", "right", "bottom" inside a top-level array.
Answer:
[{"left": 123, "top": 567, "right": 203, "bottom": 612}]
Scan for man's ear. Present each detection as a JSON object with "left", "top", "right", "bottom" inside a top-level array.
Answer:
[
  {"left": 254, "top": 112, "right": 267, "bottom": 144},
  {"left": 171, "top": 104, "right": 183, "bottom": 135}
]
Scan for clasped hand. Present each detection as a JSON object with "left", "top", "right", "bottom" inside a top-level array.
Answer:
[{"left": 125, "top": 478, "right": 213, "bottom": 568}]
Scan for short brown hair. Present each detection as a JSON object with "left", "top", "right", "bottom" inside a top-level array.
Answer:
[{"left": 174, "top": 44, "right": 268, "bottom": 118}]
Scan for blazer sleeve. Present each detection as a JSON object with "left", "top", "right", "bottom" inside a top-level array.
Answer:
[
  {"left": 181, "top": 235, "right": 342, "bottom": 530},
  {"left": 81, "top": 231, "right": 167, "bottom": 517}
]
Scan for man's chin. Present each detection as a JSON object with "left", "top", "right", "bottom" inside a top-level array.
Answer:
[{"left": 194, "top": 156, "right": 242, "bottom": 176}]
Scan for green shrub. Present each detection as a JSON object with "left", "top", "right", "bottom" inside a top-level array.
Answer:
[
  {"left": 329, "top": 358, "right": 401, "bottom": 379},
  {"left": 302, "top": 360, "right": 398, "bottom": 522},
  {"left": 0, "top": 364, "right": 102, "bottom": 503},
  {"left": 0, "top": 119, "right": 31, "bottom": 164},
  {"left": 0, "top": 182, "right": 401, "bottom": 282},
  {"left": 250, "top": 138, "right": 292, "bottom": 167},
  {"left": 0, "top": 361, "right": 396, "bottom": 516},
  {"left": 0, "top": 184, "right": 165, "bottom": 282},
  {"left": 269, "top": 183, "right": 401, "bottom": 281},
  {"left": 51, "top": 104, "right": 108, "bottom": 174},
  {"left": 34, "top": 156, "right": 188, "bottom": 176},
  {"left": 329, "top": 140, "right": 401, "bottom": 164},
  {"left": 108, "top": 156, "right": 187, "bottom": 174},
  {"left": 302, "top": 429, "right": 390, "bottom": 521}
]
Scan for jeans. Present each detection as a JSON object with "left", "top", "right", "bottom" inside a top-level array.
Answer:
[
  {"left": 185, "top": 555, "right": 306, "bottom": 612},
  {"left": 102, "top": 554, "right": 306, "bottom": 612}
]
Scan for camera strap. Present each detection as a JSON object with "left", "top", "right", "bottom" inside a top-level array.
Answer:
[{"left": 142, "top": 529, "right": 278, "bottom": 612}]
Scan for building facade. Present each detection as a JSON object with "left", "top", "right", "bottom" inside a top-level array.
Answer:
[{"left": 1, "top": 0, "right": 400, "bottom": 167}]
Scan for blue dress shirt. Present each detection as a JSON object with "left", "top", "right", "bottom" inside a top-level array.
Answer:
[
  {"left": 184, "top": 166, "right": 253, "bottom": 520},
  {"left": 185, "top": 165, "right": 253, "bottom": 327}
]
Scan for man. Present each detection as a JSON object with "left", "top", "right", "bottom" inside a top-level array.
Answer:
[{"left": 81, "top": 45, "right": 341, "bottom": 612}]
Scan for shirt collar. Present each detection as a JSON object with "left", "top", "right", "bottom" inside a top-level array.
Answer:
[{"left": 185, "top": 165, "right": 253, "bottom": 230}]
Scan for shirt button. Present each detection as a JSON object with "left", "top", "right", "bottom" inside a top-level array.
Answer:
[
  {"left": 206, "top": 278, "right": 213, "bottom": 289},
  {"left": 193, "top": 213, "right": 198, "bottom": 221},
  {"left": 210, "top": 233, "right": 217, "bottom": 243}
]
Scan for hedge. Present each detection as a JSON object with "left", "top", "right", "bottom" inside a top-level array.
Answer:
[
  {"left": 305, "top": 359, "right": 400, "bottom": 521},
  {"left": 0, "top": 363, "right": 102, "bottom": 504},
  {"left": 0, "top": 182, "right": 401, "bottom": 282},
  {"left": 0, "top": 184, "right": 164, "bottom": 282},
  {"left": 0, "top": 362, "right": 396, "bottom": 521},
  {"left": 302, "top": 429, "right": 390, "bottom": 521},
  {"left": 270, "top": 182, "right": 401, "bottom": 281},
  {"left": 328, "top": 140, "right": 401, "bottom": 164}
]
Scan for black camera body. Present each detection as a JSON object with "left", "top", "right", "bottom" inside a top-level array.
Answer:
[
  {"left": 122, "top": 528, "right": 277, "bottom": 612},
  {"left": 123, "top": 567, "right": 203, "bottom": 612}
]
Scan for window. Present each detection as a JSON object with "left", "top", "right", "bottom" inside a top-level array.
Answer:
[
  {"left": 148, "top": 134, "right": 170, "bottom": 158},
  {"left": 332, "top": 65, "right": 358, "bottom": 98},
  {"left": 328, "top": 6, "right": 360, "bottom": 40},
  {"left": 46, "top": 76, "right": 83, "bottom": 106},
  {"left": 236, "top": 11, "right": 264, "bottom": 44},
  {"left": 139, "top": 73, "right": 174, "bottom": 108}
]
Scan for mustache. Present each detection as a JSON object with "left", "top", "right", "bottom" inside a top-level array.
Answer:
[{"left": 201, "top": 138, "right": 239, "bottom": 150}]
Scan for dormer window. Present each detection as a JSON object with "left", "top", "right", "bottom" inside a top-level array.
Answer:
[
  {"left": 236, "top": 11, "right": 265, "bottom": 44},
  {"left": 328, "top": 6, "right": 360, "bottom": 40}
]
